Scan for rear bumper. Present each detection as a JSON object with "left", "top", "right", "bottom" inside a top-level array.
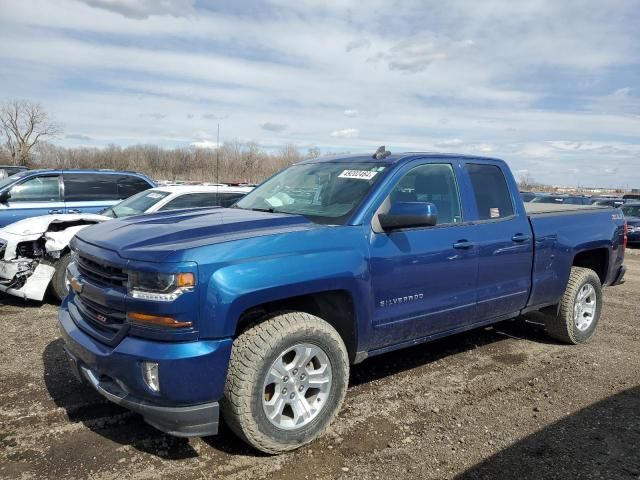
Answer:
[{"left": 58, "top": 301, "right": 233, "bottom": 437}]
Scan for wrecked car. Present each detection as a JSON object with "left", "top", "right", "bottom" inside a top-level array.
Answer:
[
  {"left": 0, "top": 214, "right": 105, "bottom": 301},
  {"left": 0, "top": 184, "right": 253, "bottom": 302}
]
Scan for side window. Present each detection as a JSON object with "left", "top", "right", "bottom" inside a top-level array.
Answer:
[
  {"left": 118, "top": 175, "right": 152, "bottom": 199},
  {"left": 64, "top": 174, "right": 119, "bottom": 201},
  {"left": 159, "top": 193, "right": 220, "bottom": 211},
  {"left": 9, "top": 176, "right": 61, "bottom": 202},
  {"left": 388, "top": 163, "right": 462, "bottom": 225},
  {"left": 466, "top": 164, "right": 515, "bottom": 220}
]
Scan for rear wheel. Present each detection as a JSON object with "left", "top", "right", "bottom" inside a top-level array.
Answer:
[
  {"left": 545, "top": 267, "right": 602, "bottom": 344},
  {"left": 51, "top": 253, "right": 72, "bottom": 302},
  {"left": 222, "top": 311, "right": 349, "bottom": 454}
]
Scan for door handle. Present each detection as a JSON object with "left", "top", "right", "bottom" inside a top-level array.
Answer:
[
  {"left": 68, "top": 209, "right": 82, "bottom": 214},
  {"left": 453, "top": 240, "right": 474, "bottom": 249},
  {"left": 49, "top": 209, "right": 63, "bottom": 214},
  {"left": 511, "top": 233, "right": 530, "bottom": 243}
]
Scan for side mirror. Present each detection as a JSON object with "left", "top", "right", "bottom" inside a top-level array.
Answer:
[
  {"left": 0, "top": 190, "right": 10, "bottom": 204},
  {"left": 378, "top": 201, "right": 438, "bottom": 231}
]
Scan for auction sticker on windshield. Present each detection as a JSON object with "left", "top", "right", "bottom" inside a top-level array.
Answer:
[{"left": 338, "top": 170, "right": 378, "bottom": 180}]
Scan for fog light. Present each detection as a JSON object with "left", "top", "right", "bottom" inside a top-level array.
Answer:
[{"left": 142, "top": 361, "right": 160, "bottom": 392}]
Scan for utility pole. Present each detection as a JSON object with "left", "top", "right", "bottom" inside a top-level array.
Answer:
[{"left": 216, "top": 123, "right": 220, "bottom": 204}]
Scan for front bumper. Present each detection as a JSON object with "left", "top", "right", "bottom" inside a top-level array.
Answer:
[
  {"left": 64, "top": 346, "right": 220, "bottom": 437},
  {"left": 58, "top": 301, "right": 233, "bottom": 437}
]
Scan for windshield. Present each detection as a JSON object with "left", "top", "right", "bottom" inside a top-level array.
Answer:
[
  {"left": 0, "top": 170, "right": 30, "bottom": 191},
  {"left": 101, "top": 190, "right": 170, "bottom": 218},
  {"left": 622, "top": 205, "right": 640, "bottom": 218},
  {"left": 235, "top": 162, "right": 387, "bottom": 224}
]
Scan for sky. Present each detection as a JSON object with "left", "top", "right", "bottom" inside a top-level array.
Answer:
[{"left": 0, "top": 0, "right": 639, "bottom": 188}]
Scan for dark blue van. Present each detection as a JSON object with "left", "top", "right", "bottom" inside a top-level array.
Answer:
[{"left": 0, "top": 170, "right": 155, "bottom": 228}]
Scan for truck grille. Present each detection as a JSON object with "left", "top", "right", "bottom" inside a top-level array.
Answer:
[
  {"left": 76, "top": 254, "right": 128, "bottom": 287},
  {"left": 76, "top": 295, "right": 126, "bottom": 332}
]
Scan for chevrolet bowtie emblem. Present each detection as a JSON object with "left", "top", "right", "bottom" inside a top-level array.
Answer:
[{"left": 70, "top": 277, "right": 84, "bottom": 295}]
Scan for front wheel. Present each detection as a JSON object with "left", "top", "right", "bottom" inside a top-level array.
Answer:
[
  {"left": 51, "top": 253, "right": 72, "bottom": 302},
  {"left": 222, "top": 311, "right": 349, "bottom": 454},
  {"left": 545, "top": 267, "right": 603, "bottom": 344}
]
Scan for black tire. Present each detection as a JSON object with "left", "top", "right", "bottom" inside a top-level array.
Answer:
[
  {"left": 545, "top": 267, "right": 603, "bottom": 344},
  {"left": 51, "top": 253, "right": 72, "bottom": 302},
  {"left": 222, "top": 311, "right": 349, "bottom": 454}
]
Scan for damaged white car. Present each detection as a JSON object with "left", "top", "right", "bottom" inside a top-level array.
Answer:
[
  {"left": 0, "top": 184, "right": 253, "bottom": 302},
  {"left": 0, "top": 214, "right": 105, "bottom": 301}
]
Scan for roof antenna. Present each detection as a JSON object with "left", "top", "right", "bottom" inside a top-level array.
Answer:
[{"left": 373, "top": 145, "right": 391, "bottom": 160}]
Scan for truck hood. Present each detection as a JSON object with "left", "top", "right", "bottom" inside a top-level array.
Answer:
[
  {"left": 626, "top": 216, "right": 640, "bottom": 226},
  {"left": 1, "top": 213, "right": 108, "bottom": 236},
  {"left": 75, "top": 207, "right": 322, "bottom": 262}
]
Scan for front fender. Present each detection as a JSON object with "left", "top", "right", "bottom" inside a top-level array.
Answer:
[{"left": 199, "top": 248, "right": 370, "bottom": 340}]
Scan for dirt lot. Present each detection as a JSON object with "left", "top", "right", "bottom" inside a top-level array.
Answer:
[{"left": 1, "top": 250, "right": 639, "bottom": 480}]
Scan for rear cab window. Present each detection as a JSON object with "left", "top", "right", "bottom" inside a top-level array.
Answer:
[{"left": 465, "top": 164, "right": 515, "bottom": 220}]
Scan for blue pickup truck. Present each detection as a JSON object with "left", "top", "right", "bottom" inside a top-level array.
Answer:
[{"left": 58, "top": 151, "right": 627, "bottom": 454}]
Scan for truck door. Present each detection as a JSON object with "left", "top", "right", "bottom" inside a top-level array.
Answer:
[
  {"left": 368, "top": 161, "right": 479, "bottom": 347},
  {"left": 460, "top": 161, "right": 533, "bottom": 320}
]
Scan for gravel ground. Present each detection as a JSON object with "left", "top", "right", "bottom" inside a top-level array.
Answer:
[{"left": 1, "top": 249, "right": 639, "bottom": 480}]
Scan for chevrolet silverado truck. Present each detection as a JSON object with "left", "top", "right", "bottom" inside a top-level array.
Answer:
[{"left": 58, "top": 150, "right": 627, "bottom": 454}]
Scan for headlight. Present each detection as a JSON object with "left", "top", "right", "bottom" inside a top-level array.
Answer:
[
  {"left": 127, "top": 271, "right": 195, "bottom": 301},
  {"left": 629, "top": 225, "right": 640, "bottom": 233}
]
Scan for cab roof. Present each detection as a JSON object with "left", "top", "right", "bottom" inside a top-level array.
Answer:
[{"left": 300, "top": 152, "right": 504, "bottom": 165}]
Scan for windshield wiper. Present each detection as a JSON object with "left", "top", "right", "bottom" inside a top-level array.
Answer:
[
  {"left": 234, "top": 206, "right": 298, "bottom": 215},
  {"left": 248, "top": 207, "right": 276, "bottom": 213}
]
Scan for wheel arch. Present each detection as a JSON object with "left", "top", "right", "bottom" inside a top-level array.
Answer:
[
  {"left": 572, "top": 247, "right": 609, "bottom": 284},
  {"left": 234, "top": 289, "right": 359, "bottom": 363}
]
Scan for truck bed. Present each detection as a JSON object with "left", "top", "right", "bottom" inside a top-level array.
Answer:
[{"left": 525, "top": 203, "right": 610, "bottom": 215}]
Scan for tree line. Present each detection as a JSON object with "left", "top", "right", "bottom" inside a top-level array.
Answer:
[
  {"left": 25, "top": 141, "right": 320, "bottom": 183},
  {"left": 0, "top": 99, "right": 320, "bottom": 183}
]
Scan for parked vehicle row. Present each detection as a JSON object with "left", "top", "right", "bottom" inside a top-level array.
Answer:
[
  {"left": 621, "top": 202, "right": 640, "bottom": 245},
  {"left": 0, "top": 169, "right": 156, "bottom": 228},
  {"left": 0, "top": 184, "right": 253, "bottom": 301},
  {"left": 57, "top": 150, "right": 626, "bottom": 454},
  {"left": 520, "top": 192, "right": 633, "bottom": 208}
]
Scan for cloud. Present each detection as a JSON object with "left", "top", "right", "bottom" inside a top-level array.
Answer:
[
  {"left": 260, "top": 122, "right": 288, "bottom": 132},
  {"left": 65, "top": 133, "right": 93, "bottom": 140},
  {"left": 79, "top": 0, "right": 194, "bottom": 19},
  {"left": 346, "top": 38, "right": 371, "bottom": 52},
  {"left": 330, "top": 128, "right": 359, "bottom": 138},
  {"left": 139, "top": 113, "right": 167, "bottom": 119},
  {"left": 373, "top": 38, "right": 447, "bottom": 73},
  {"left": 2, "top": 0, "right": 640, "bottom": 187},
  {"left": 191, "top": 139, "right": 217, "bottom": 149}
]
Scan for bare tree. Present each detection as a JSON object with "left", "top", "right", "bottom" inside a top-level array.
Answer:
[
  {"left": 0, "top": 100, "right": 60, "bottom": 167},
  {"left": 518, "top": 171, "right": 536, "bottom": 191}
]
